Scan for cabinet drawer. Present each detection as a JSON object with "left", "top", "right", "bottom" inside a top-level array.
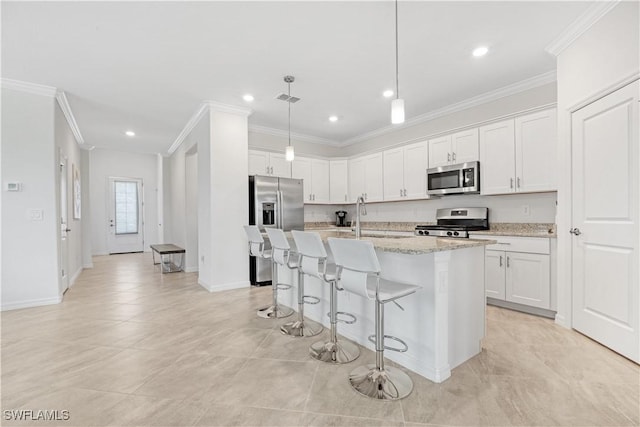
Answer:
[{"left": 470, "top": 235, "right": 549, "bottom": 254}]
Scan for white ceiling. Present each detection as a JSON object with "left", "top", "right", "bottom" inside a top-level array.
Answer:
[{"left": 2, "top": 1, "right": 593, "bottom": 154}]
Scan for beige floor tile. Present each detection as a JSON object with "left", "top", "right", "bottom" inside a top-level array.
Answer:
[
  {"left": 102, "top": 395, "right": 209, "bottom": 426},
  {"left": 194, "top": 327, "right": 271, "bottom": 357},
  {"left": 251, "top": 329, "right": 326, "bottom": 361},
  {"left": 194, "top": 404, "right": 305, "bottom": 426},
  {"left": 301, "top": 412, "right": 405, "bottom": 426}
]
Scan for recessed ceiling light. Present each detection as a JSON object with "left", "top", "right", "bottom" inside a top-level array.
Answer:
[
  {"left": 243, "top": 94, "right": 254, "bottom": 102},
  {"left": 383, "top": 90, "right": 394, "bottom": 98},
  {"left": 125, "top": 131, "right": 135, "bottom": 137},
  {"left": 329, "top": 115, "right": 338, "bottom": 122},
  {"left": 472, "top": 46, "right": 489, "bottom": 57}
]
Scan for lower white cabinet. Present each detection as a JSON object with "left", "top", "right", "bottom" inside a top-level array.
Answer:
[{"left": 471, "top": 235, "right": 552, "bottom": 310}]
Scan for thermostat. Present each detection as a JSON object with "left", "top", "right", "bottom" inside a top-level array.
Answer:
[{"left": 6, "top": 182, "right": 22, "bottom": 192}]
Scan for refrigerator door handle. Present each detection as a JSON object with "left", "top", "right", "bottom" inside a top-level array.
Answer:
[{"left": 276, "top": 190, "right": 283, "bottom": 229}]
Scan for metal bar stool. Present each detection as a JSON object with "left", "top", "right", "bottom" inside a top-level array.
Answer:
[
  {"left": 327, "top": 237, "right": 420, "bottom": 400},
  {"left": 243, "top": 225, "right": 293, "bottom": 319},
  {"left": 291, "top": 231, "right": 359, "bottom": 362},
  {"left": 266, "top": 228, "right": 323, "bottom": 338}
]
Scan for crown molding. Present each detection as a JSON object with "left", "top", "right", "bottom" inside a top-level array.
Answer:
[
  {"left": 1, "top": 78, "right": 57, "bottom": 97},
  {"left": 248, "top": 124, "right": 341, "bottom": 147},
  {"left": 545, "top": 1, "right": 620, "bottom": 57},
  {"left": 55, "top": 91, "right": 84, "bottom": 145},
  {"left": 342, "top": 70, "right": 557, "bottom": 146},
  {"left": 206, "top": 101, "right": 253, "bottom": 117},
  {"left": 167, "top": 102, "right": 209, "bottom": 155}
]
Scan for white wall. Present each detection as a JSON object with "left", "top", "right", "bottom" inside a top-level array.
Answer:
[
  {"left": 1, "top": 89, "right": 60, "bottom": 309},
  {"left": 555, "top": 2, "right": 640, "bottom": 328},
  {"left": 89, "top": 148, "right": 159, "bottom": 254},
  {"left": 305, "top": 192, "right": 557, "bottom": 225},
  {"left": 80, "top": 149, "right": 93, "bottom": 268},
  {"left": 54, "top": 102, "right": 84, "bottom": 289},
  {"left": 185, "top": 152, "right": 198, "bottom": 271}
]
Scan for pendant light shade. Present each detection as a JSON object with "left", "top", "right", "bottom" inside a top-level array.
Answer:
[
  {"left": 391, "top": 98, "right": 405, "bottom": 124},
  {"left": 391, "top": 0, "right": 405, "bottom": 124},
  {"left": 285, "top": 145, "right": 295, "bottom": 161}
]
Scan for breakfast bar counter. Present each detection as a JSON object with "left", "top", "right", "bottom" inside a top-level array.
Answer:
[{"left": 275, "top": 231, "right": 496, "bottom": 383}]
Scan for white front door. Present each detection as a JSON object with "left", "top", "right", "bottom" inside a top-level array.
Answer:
[
  {"left": 571, "top": 80, "right": 639, "bottom": 363},
  {"left": 59, "top": 151, "right": 69, "bottom": 292},
  {"left": 107, "top": 177, "right": 144, "bottom": 254}
]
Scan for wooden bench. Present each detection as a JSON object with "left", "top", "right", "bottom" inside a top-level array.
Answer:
[{"left": 150, "top": 244, "right": 185, "bottom": 273}]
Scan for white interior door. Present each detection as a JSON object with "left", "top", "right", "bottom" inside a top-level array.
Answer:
[
  {"left": 107, "top": 177, "right": 144, "bottom": 254},
  {"left": 571, "top": 80, "right": 639, "bottom": 363},
  {"left": 59, "top": 151, "right": 69, "bottom": 292}
]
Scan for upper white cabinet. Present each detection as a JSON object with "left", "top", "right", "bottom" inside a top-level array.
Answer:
[
  {"left": 480, "top": 108, "right": 557, "bottom": 195},
  {"left": 350, "top": 153, "right": 383, "bottom": 202},
  {"left": 329, "top": 160, "right": 349, "bottom": 203},
  {"left": 428, "top": 129, "right": 479, "bottom": 168},
  {"left": 249, "top": 150, "right": 291, "bottom": 178},
  {"left": 383, "top": 141, "right": 428, "bottom": 201},
  {"left": 292, "top": 156, "right": 329, "bottom": 203}
]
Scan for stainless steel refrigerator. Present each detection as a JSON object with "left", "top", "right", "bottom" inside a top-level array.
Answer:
[{"left": 249, "top": 175, "right": 304, "bottom": 286}]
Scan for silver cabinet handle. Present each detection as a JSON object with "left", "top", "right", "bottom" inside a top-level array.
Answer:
[
  {"left": 400, "top": 189, "right": 403, "bottom": 197},
  {"left": 499, "top": 255, "right": 503, "bottom": 267},
  {"left": 447, "top": 153, "right": 451, "bottom": 162},
  {"left": 569, "top": 228, "right": 582, "bottom": 236},
  {"left": 517, "top": 177, "right": 521, "bottom": 188},
  {"left": 266, "top": 166, "right": 269, "bottom": 174},
  {"left": 271, "top": 166, "right": 274, "bottom": 174},
  {"left": 510, "top": 178, "right": 514, "bottom": 189},
  {"left": 344, "top": 194, "right": 347, "bottom": 202},
  {"left": 312, "top": 194, "right": 315, "bottom": 201},
  {"left": 452, "top": 152, "right": 456, "bottom": 162},
  {"left": 403, "top": 189, "right": 407, "bottom": 196},
  {"left": 506, "top": 256, "right": 510, "bottom": 268}
]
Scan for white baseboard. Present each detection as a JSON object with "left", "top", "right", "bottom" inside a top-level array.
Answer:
[
  {"left": 198, "top": 279, "right": 250, "bottom": 293},
  {"left": 83, "top": 262, "right": 94, "bottom": 269},
  {"left": 555, "top": 313, "right": 570, "bottom": 329},
  {"left": 1, "top": 295, "right": 63, "bottom": 311},
  {"left": 69, "top": 267, "right": 83, "bottom": 288},
  {"left": 185, "top": 266, "right": 199, "bottom": 273}
]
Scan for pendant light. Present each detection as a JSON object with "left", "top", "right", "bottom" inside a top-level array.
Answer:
[
  {"left": 284, "top": 75, "right": 295, "bottom": 161},
  {"left": 391, "top": 0, "right": 405, "bottom": 124}
]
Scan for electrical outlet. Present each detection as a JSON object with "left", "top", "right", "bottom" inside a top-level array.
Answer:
[
  {"left": 28, "top": 208, "right": 44, "bottom": 221},
  {"left": 200, "top": 255, "right": 205, "bottom": 264},
  {"left": 522, "top": 205, "right": 530, "bottom": 216}
]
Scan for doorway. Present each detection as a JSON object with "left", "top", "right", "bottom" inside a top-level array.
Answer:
[
  {"left": 107, "top": 177, "right": 144, "bottom": 254},
  {"left": 59, "top": 150, "right": 69, "bottom": 293}
]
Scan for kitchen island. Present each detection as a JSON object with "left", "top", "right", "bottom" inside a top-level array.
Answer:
[{"left": 275, "top": 231, "right": 495, "bottom": 383}]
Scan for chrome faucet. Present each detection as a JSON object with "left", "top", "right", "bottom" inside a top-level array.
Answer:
[{"left": 355, "top": 195, "right": 367, "bottom": 239}]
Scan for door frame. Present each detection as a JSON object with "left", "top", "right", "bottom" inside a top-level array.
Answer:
[
  {"left": 106, "top": 176, "right": 145, "bottom": 254},
  {"left": 557, "top": 73, "right": 640, "bottom": 329},
  {"left": 58, "top": 149, "right": 69, "bottom": 293}
]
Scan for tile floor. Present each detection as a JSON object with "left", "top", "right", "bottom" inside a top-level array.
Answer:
[{"left": 1, "top": 253, "right": 638, "bottom": 426}]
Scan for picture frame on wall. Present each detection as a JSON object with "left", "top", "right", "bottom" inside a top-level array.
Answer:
[{"left": 73, "top": 163, "right": 81, "bottom": 219}]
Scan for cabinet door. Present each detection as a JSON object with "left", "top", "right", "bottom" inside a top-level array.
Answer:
[
  {"left": 364, "top": 152, "right": 384, "bottom": 202},
  {"left": 249, "top": 150, "right": 269, "bottom": 175},
  {"left": 403, "top": 141, "right": 428, "bottom": 199},
  {"left": 452, "top": 128, "right": 479, "bottom": 164},
  {"left": 292, "top": 156, "right": 312, "bottom": 202},
  {"left": 329, "top": 160, "right": 349, "bottom": 203},
  {"left": 269, "top": 153, "right": 291, "bottom": 178},
  {"left": 311, "top": 159, "right": 330, "bottom": 203},
  {"left": 515, "top": 108, "right": 557, "bottom": 193},
  {"left": 485, "top": 250, "right": 506, "bottom": 300},
  {"left": 505, "top": 252, "right": 550, "bottom": 309},
  {"left": 383, "top": 147, "right": 405, "bottom": 201},
  {"left": 479, "top": 119, "right": 516, "bottom": 195},
  {"left": 428, "top": 135, "right": 452, "bottom": 168},
  {"left": 349, "top": 157, "right": 365, "bottom": 201}
]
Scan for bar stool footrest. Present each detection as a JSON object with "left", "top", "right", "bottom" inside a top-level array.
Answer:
[
  {"left": 275, "top": 283, "right": 292, "bottom": 291},
  {"left": 303, "top": 295, "right": 321, "bottom": 305},
  {"left": 326, "top": 311, "right": 356, "bottom": 324},
  {"left": 367, "top": 334, "right": 409, "bottom": 353}
]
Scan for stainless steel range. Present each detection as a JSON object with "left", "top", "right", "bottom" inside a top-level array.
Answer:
[{"left": 415, "top": 207, "right": 489, "bottom": 238}]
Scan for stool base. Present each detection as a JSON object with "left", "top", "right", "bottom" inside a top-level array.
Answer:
[
  {"left": 349, "top": 364, "right": 413, "bottom": 400},
  {"left": 309, "top": 338, "right": 360, "bottom": 364},
  {"left": 280, "top": 319, "right": 323, "bottom": 337},
  {"left": 257, "top": 305, "right": 294, "bottom": 319}
]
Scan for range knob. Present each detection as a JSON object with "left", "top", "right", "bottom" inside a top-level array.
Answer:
[
  {"left": 418, "top": 230, "right": 424, "bottom": 235},
  {"left": 453, "top": 231, "right": 459, "bottom": 236},
  {"left": 446, "top": 231, "right": 453, "bottom": 236},
  {"left": 424, "top": 230, "right": 429, "bottom": 236}
]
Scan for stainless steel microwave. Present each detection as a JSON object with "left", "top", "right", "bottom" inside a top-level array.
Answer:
[{"left": 427, "top": 161, "right": 480, "bottom": 195}]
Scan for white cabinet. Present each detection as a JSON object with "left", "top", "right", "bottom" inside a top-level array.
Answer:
[
  {"left": 428, "top": 129, "right": 478, "bottom": 168},
  {"left": 248, "top": 150, "right": 291, "bottom": 178},
  {"left": 480, "top": 109, "right": 557, "bottom": 195},
  {"left": 383, "top": 141, "right": 428, "bottom": 201},
  {"left": 349, "top": 153, "right": 383, "bottom": 202},
  {"left": 329, "top": 160, "right": 349, "bottom": 203},
  {"left": 471, "top": 235, "right": 552, "bottom": 310},
  {"left": 292, "top": 156, "right": 329, "bottom": 203}
]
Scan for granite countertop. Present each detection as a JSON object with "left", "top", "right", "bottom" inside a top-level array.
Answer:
[{"left": 295, "top": 230, "right": 495, "bottom": 255}]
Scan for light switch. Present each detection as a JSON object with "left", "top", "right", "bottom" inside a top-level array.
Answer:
[{"left": 28, "top": 209, "right": 44, "bottom": 221}]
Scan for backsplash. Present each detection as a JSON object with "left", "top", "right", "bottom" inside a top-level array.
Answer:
[{"left": 304, "top": 192, "right": 557, "bottom": 224}]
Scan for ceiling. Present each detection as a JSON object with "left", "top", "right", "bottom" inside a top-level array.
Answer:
[{"left": 2, "top": 1, "right": 593, "bottom": 154}]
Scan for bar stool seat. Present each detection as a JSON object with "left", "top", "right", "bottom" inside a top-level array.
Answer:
[
  {"left": 292, "top": 231, "right": 359, "bottom": 363},
  {"left": 243, "top": 225, "right": 293, "bottom": 319},
  {"left": 328, "top": 237, "right": 420, "bottom": 400}
]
